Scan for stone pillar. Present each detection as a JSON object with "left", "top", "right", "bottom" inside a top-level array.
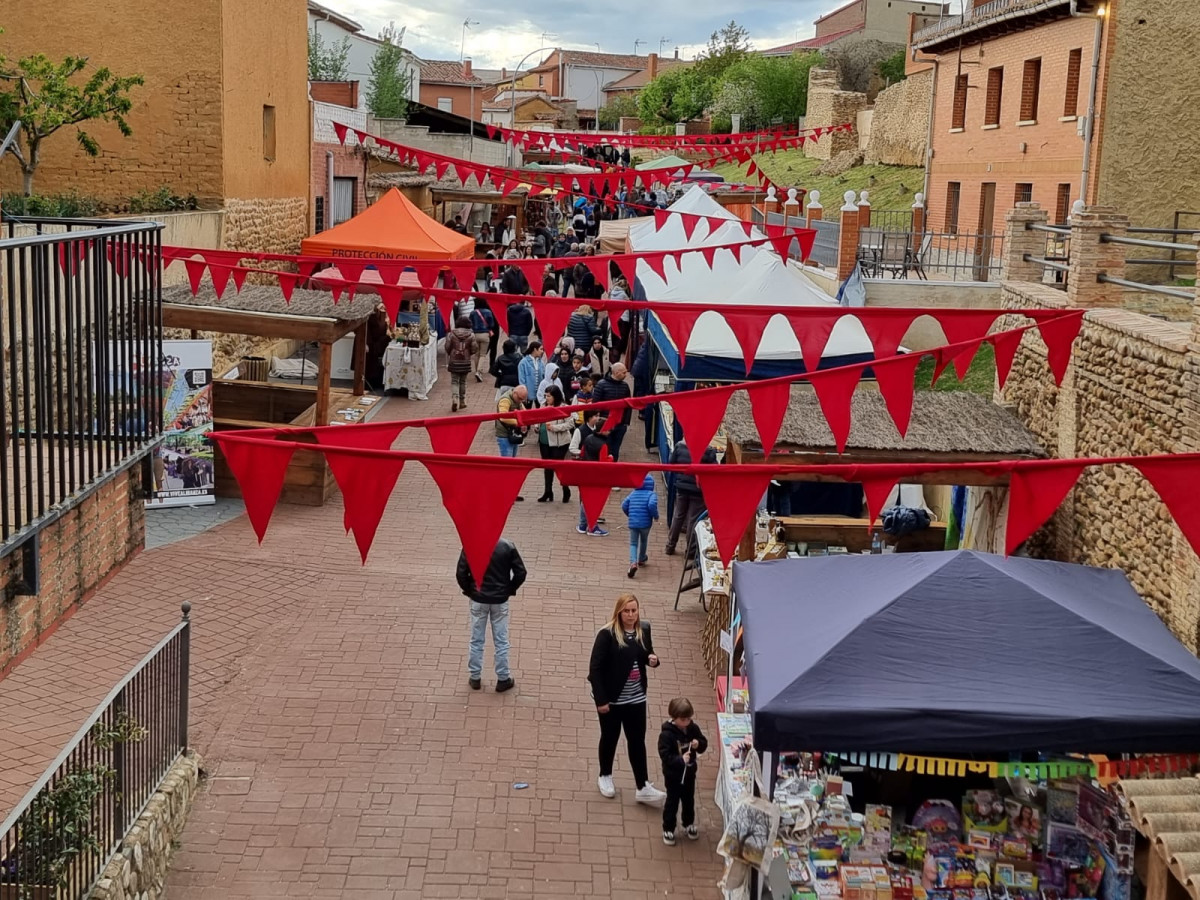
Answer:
[
  {"left": 911, "top": 193, "right": 926, "bottom": 256},
  {"left": 783, "top": 187, "right": 802, "bottom": 230},
  {"left": 857, "top": 190, "right": 871, "bottom": 228},
  {"left": 837, "top": 189, "right": 861, "bottom": 281},
  {"left": 1001, "top": 202, "right": 1050, "bottom": 283},
  {"left": 806, "top": 190, "right": 823, "bottom": 229},
  {"left": 1065, "top": 206, "right": 1129, "bottom": 308}
]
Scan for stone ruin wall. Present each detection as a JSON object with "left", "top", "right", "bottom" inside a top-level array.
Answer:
[
  {"left": 864, "top": 70, "right": 932, "bottom": 168},
  {"left": 805, "top": 69, "right": 868, "bottom": 161}
]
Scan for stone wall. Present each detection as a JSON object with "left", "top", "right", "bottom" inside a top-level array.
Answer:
[
  {"left": 805, "top": 69, "right": 867, "bottom": 161},
  {"left": 222, "top": 197, "right": 308, "bottom": 257},
  {"left": 999, "top": 281, "right": 1200, "bottom": 648},
  {"left": 91, "top": 752, "right": 202, "bottom": 900},
  {"left": 0, "top": 467, "right": 146, "bottom": 675},
  {"left": 864, "top": 70, "right": 932, "bottom": 167}
]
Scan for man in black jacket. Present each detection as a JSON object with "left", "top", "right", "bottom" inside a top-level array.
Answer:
[
  {"left": 591, "top": 363, "right": 633, "bottom": 461},
  {"left": 456, "top": 538, "right": 527, "bottom": 692},
  {"left": 665, "top": 439, "right": 718, "bottom": 555}
]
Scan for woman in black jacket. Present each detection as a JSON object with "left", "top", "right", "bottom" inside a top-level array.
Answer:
[
  {"left": 588, "top": 594, "right": 667, "bottom": 804},
  {"left": 489, "top": 339, "right": 522, "bottom": 399}
]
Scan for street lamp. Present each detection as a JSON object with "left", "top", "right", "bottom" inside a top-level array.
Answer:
[
  {"left": 462, "top": 20, "right": 480, "bottom": 158},
  {"left": 507, "top": 46, "right": 554, "bottom": 166}
]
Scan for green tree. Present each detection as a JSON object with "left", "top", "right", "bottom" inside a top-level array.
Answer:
[
  {"left": 637, "top": 66, "right": 714, "bottom": 127},
  {"left": 711, "top": 52, "right": 822, "bottom": 131},
  {"left": 878, "top": 49, "right": 907, "bottom": 86},
  {"left": 0, "top": 35, "right": 143, "bottom": 196},
  {"left": 693, "top": 20, "right": 752, "bottom": 83},
  {"left": 597, "top": 94, "right": 640, "bottom": 130},
  {"left": 366, "top": 22, "right": 411, "bottom": 119},
  {"left": 308, "top": 24, "right": 351, "bottom": 81}
]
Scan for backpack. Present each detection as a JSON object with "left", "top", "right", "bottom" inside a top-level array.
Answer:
[{"left": 448, "top": 333, "right": 472, "bottom": 365}]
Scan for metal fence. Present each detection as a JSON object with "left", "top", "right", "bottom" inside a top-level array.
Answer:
[
  {"left": 1023, "top": 223, "right": 1072, "bottom": 290},
  {"left": 859, "top": 228, "right": 1006, "bottom": 282},
  {"left": 0, "top": 603, "right": 191, "bottom": 899},
  {"left": 749, "top": 207, "right": 839, "bottom": 268},
  {"left": 0, "top": 217, "right": 164, "bottom": 548},
  {"left": 1098, "top": 228, "right": 1198, "bottom": 301}
]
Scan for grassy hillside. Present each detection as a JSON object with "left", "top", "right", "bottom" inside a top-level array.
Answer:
[{"left": 711, "top": 148, "right": 924, "bottom": 215}]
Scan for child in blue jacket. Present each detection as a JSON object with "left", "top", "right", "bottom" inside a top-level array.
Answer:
[{"left": 621, "top": 474, "right": 659, "bottom": 578}]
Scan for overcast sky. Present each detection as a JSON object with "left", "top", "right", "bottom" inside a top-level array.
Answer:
[{"left": 327, "top": 0, "right": 840, "bottom": 69}]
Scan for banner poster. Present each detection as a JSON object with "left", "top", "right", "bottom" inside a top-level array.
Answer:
[{"left": 147, "top": 340, "right": 215, "bottom": 508}]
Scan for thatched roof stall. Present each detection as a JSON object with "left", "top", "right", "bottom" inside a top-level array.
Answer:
[{"left": 724, "top": 389, "right": 1045, "bottom": 485}]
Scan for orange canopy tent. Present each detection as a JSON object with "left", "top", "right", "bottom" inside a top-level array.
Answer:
[{"left": 300, "top": 188, "right": 475, "bottom": 260}]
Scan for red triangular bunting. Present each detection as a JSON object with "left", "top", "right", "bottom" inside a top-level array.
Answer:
[
  {"left": 931, "top": 342, "right": 980, "bottom": 385},
  {"left": 323, "top": 450, "right": 406, "bottom": 562},
  {"left": 872, "top": 353, "right": 923, "bottom": 438},
  {"left": 745, "top": 381, "right": 790, "bottom": 458},
  {"left": 339, "top": 260, "right": 365, "bottom": 283},
  {"left": 784, "top": 311, "right": 839, "bottom": 374},
  {"left": 584, "top": 257, "right": 609, "bottom": 291},
  {"left": 653, "top": 308, "right": 701, "bottom": 364},
  {"left": 669, "top": 386, "right": 734, "bottom": 454},
  {"left": 426, "top": 418, "right": 481, "bottom": 455},
  {"left": 643, "top": 252, "right": 668, "bottom": 281},
  {"left": 695, "top": 469, "right": 773, "bottom": 566},
  {"left": 680, "top": 214, "right": 699, "bottom": 241},
  {"left": 556, "top": 461, "right": 649, "bottom": 529},
  {"left": 423, "top": 459, "right": 531, "bottom": 585},
  {"left": 808, "top": 364, "right": 864, "bottom": 453},
  {"left": 183, "top": 259, "right": 207, "bottom": 295},
  {"left": 990, "top": 328, "right": 1024, "bottom": 390},
  {"left": 377, "top": 286, "right": 402, "bottom": 322},
  {"left": 1036, "top": 312, "right": 1085, "bottom": 385},
  {"left": 332, "top": 122, "right": 349, "bottom": 145},
  {"left": 277, "top": 272, "right": 299, "bottom": 302},
  {"left": 218, "top": 438, "right": 295, "bottom": 542},
  {"left": 208, "top": 263, "right": 232, "bottom": 299},
  {"left": 723, "top": 310, "right": 773, "bottom": 374},
  {"left": 1005, "top": 462, "right": 1085, "bottom": 554},
  {"left": 936, "top": 311, "right": 1000, "bottom": 379},
  {"left": 770, "top": 236, "right": 794, "bottom": 260},
  {"left": 231, "top": 266, "right": 248, "bottom": 292},
  {"left": 857, "top": 310, "right": 917, "bottom": 360},
  {"left": 1130, "top": 457, "right": 1200, "bottom": 558},
  {"left": 858, "top": 473, "right": 900, "bottom": 527},
  {"left": 530, "top": 296, "right": 574, "bottom": 351},
  {"left": 486, "top": 124, "right": 498, "bottom": 139}
]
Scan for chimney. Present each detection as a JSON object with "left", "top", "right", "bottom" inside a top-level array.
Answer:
[
  {"left": 463, "top": 58, "right": 473, "bottom": 78},
  {"left": 501, "top": 66, "right": 507, "bottom": 80},
  {"left": 647, "top": 52, "right": 658, "bottom": 79},
  {"left": 674, "top": 47, "right": 679, "bottom": 59}
]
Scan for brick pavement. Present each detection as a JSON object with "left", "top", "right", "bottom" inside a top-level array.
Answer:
[{"left": 0, "top": 364, "right": 727, "bottom": 898}]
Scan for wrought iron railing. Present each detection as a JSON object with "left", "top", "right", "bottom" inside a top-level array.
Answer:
[
  {"left": 0, "top": 603, "right": 191, "bottom": 899},
  {"left": 750, "top": 207, "right": 837, "bottom": 267},
  {"left": 1098, "top": 230, "right": 1198, "bottom": 301},
  {"left": 859, "top": 228, "right": 1006, "bottom": 282},
  {"left": 0, "top": 217, "right": 164, "bottom": 548},
  {"left": 1024, "top": 222, "right": 1071, "bottom": 289},
  {"left": 913, "top": 0, "right": 1067, "bottom": 43}
]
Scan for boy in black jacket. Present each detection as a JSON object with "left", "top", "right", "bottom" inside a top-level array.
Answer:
[{"left": 657, "top": 697, "right": 708, "bottom": 845}]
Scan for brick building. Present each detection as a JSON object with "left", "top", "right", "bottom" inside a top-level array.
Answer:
[
  {"left": 522, "top": 50, "right": 663, "bottom": 127},
  {"left": 417, "top": 60, "right": 486, "bottom": 121},
  {"left": 0, "top": 0, "right": 312, "bottom": 255},
  {"left": 762, "top": 0, "right": 948, "bottom": 56},
  {"left": 915, "top": 0, "right": 1200, "bottom": 237},
  {"left": 309, "top": 84, "right": 368, "bottom": 233}
]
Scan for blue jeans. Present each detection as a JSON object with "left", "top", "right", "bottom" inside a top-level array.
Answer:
[
  {"left": 468, "top": 601, "right": 510, "bottom": 680},
  {"left": 496, "top": 436, "right": 519, "bottom": 457},
  {"left": 629, "top": 526, "right": 650, "bottom": 564},
  {"left": 579, "top": 501, "right": 589, "bottom": 531}
]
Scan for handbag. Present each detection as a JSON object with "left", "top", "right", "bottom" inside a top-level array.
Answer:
[{"left": 506, "top": 426, "right": 526, "bottom": 446}]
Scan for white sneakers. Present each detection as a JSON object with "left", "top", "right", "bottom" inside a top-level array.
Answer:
[
  {"left": 598, "top": 776, "right": 667, "bottom": 806},
  {"left": 635, "top": 783, "right": 667, "bottom": 806}
]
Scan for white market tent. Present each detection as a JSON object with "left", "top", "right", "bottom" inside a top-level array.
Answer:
[{"left": 631, "top": 186, "right": 875, "bottom": 379}]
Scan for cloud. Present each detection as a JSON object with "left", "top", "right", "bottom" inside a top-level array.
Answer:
[{"left": 329, "top": 0, "right": 830, "bottom": 68}]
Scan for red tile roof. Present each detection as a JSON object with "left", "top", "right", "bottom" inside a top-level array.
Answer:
[
  {"left": 530, "top": 50, "right": 654, "bottom": 73},
  {"left": 760, "top": 25, "right": 864, "bottom": 55},
  {"left": 420, "top": 60, "right": 484, "bottom": 85}
]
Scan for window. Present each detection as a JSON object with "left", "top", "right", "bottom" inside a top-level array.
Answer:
[
  {"left": 984, "top": 67, "right": 1003, "bottom": 126},
  {"left": 1020, "top": 58, "right": 1041, "bottom": 121},
  {"left": 262, "top": 105, "right": 276, "bottom": 162},
  {"left": 945, "top": 181, "right": 961, "bottom": 235},
  {"left": 1014, "top": 183, "right": 1033, "bottom": 205},
  {"left": 1064, "top": 48, "right": 1082, "bottom": 116},
  {"left": 437, "top": 97, "right": 453, "bottom": 112},
  {"left": 538, "top": 74, "right": 544, "bottom": 87},
  {"left": 1055, "top": 183, "right": 1073, "bottom": 224},
  {"left": 951, "top": 74, "right": 968, "bottom": 129}
]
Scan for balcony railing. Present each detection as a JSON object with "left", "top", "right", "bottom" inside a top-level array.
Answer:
[
  {"left": 913, "top": 0, "right": 1074, "bottom": 48},
  {"left": 0, "top": 216, "right": 164, "bottom": 551}
]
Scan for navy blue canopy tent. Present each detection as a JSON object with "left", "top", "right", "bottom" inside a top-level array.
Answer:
[{"left": 733, "top": 550, "right": 1200, "bottom": 754}]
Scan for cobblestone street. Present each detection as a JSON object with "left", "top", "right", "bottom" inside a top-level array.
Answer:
[{"left": 0, "top": 369, "right": 725, "bottom": 899}]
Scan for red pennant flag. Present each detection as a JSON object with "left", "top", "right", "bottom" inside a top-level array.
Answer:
[
  {"left": 231, "top": 266, "right": 248, "bottom": 293},
  {"left": 1130, "top": 457, "right": 1200, "bottom": 557},
  {"left": 857, "top": 310, "right": 917, "bottom": 360},
  {"left": 330, "top": 283, "right": 345, "bottom": 304},
  {"left": 353, "top": 128, "right": 369, "bottom": 146},
  {"left": 322, "top": 450, "right": 406, "bottom": 562},
  {"left": 530, "top": 296, "right": 574, "bottom": 350},
  {"left": 680, "top": 213, "right": 699, "bottom": 241},
  {"left": 930, "top": 342, "right": 980, "bottom": 385},
  {"left": 556, "top": 460, "right": 649, "bottom": 529},
  {"left": 613, "top": 255, "right": 637, "bottom": 286},
  {"left": 872, "top": 353, "right": 923, "bottom": 439},
  {"left": 376, "top": 285, "right": 402, "bottom": 322},
  {"left": 332, "top": 121, "right": 349, "bottom": 145},
  {"left": 936, "top": 311, "right": 1000, "bottom": 379},
  {"left": 277, "top": 272, "right": 299, "bottom": 302},
  {"left": 1036, "top": 312, "right": 1084, "bottom": 385},
  {"left": 219, "top": 438, "right": 295, "bottom": 542},
  {"left": 207, "top": 262, "right": 233, "bottom": 299},
  {"left": 784, "top": 311, "right": 839, "bottom": 374},
  {"left": 183, "top": 259, "right": 207, "bottom": 295},
  {"left": 486, "top": 124, "right": 498, "bottom": 139},
  {"left": 745, "top": 380, "right": 791, "bottom": 458},
  {"left": 858, "top": 473, "right": 900, "bottom": 528},
  {"left": 435, "top": 160, "right": 450, "bottom": 180},
  {"left": 642, "top": 252, "right": 669, "bottom": 281},
  {"left": 423, "top": 459, "right": 531, "bottom": 585},
  {"left": 695, "top": 469, "right": 773, "bottom": 566},
  {"left": 669, "top": 385, "right": 735, "bottom": 454},
  {"left": 653, "top": 308, "right": 700, "bottom": 363},
  {"left": 809, "top": 364, "right": 864, "bottom": 453},
  {"left": 989, "top": 327, "right": 1024, "bottom": 390},
  {"left": 426, "top": 418, "right": 481, "bottom": 455},
  {"left": 339, "top": 260, "right": 366, "bottom": 283},
  {"left": 500, "top": 179, "right": 520, "bottom": 197},
  {"left": 584, "top": 257, "right": 609, "bottom": 291},
  {"left": 700, "top": 245, "right": 719, "bottom": 269},
  {"left": 1005, "top": 462, "right": 1085, "bottom": 554},
  {"left": 769, "top": 236, "right": 794, "bottom": 260},
  {"left": 723, "top": 310, "right": 773, "bottom": 374}
]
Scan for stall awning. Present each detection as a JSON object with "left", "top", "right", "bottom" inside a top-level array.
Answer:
[
  {"left": 734, "top": 550, "right": 1200, "bottom": 754},
  {"left": 301, "top": 188, "right": 475, "bottom": 260}
]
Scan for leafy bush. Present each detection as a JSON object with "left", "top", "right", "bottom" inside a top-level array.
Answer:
[
  {"left": 1, "top": 189, "right": 100, "bottom": 218},
  {"left": 128, "top": 185, "right": 198, "bottom": 213}
]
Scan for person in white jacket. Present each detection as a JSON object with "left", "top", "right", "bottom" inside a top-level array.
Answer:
[
  {"left": 536, "top": 385, "right": 576, "bottom": 503},
  {"left": 536, "top": 363, "right": 564, "bottom": 407}
]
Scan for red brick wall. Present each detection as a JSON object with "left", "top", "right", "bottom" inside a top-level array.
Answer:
[
  {"left": 416, "top": 84, "right": 484, "bottom": 121},
  {"left": 309, "top": 145, "right": 367, "bottom": 231},
  {"left": 310, "top": 81, "right": 359, "bottom": 108},
  {"left": 0, "top": 469, "right": 146, "bottom": 677},
  {"left": 816, "top": 0, "right": 866, "bottom": 38}
]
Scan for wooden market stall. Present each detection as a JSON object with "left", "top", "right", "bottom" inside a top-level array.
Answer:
[
  {"left": 162, "top": 284, "right": 382, "bottom": 507},
  {"left": 692, "top": 388, "right": 1047, "bottom": 677}
]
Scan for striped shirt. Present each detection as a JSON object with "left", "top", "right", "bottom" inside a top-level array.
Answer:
[{"left": 614, "top": 631, "right": 647, "bottom": 705}]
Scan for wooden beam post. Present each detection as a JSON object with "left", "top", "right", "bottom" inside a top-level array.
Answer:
[
  {"left": 314, "top": 342, "right": 333, "bottom": 427},
  {"left": 352, "top": 323, "right": 367, "bottom": 396}
]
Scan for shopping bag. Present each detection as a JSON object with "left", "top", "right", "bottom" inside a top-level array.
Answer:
[{"left": 716, "top": 750, "right": 781, "bottom": 876}]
